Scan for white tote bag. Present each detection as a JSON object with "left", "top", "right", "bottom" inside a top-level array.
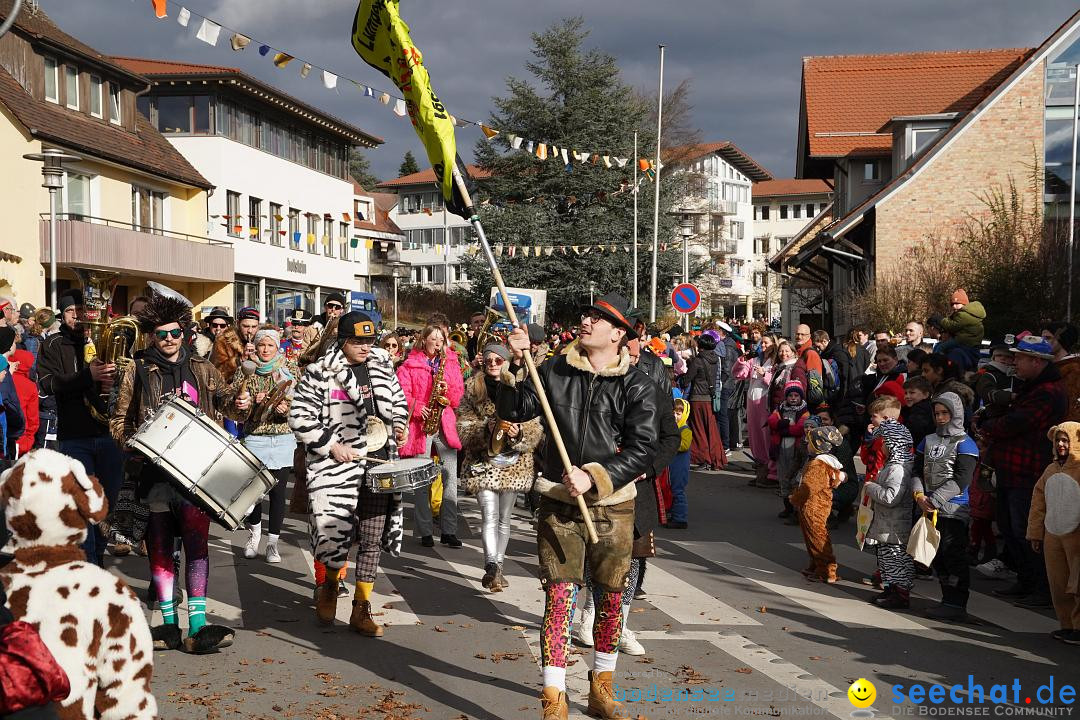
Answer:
[{"left": 907, "top": 511, "right": 941, "bottom": 566}]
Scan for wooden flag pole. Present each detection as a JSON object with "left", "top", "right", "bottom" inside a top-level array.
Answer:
[{"left": 451, "top": 166, "right": 599, "bottom": 544}]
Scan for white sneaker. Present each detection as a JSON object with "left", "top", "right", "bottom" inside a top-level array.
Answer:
[
  {"left": 265, "top": 538, "right": 281, "bottom": 564},
  {"left": 976, "top": 558, "right": 1014, "bottom": 579},
  {"left": 619, "top": 626, "right": 646, "bottom": 656},
  {"left": 573, "top": 606, "right": 594, "bottom": 647},
  {"left": 243, "top": 524, "right": 261, "bottom": 559}
]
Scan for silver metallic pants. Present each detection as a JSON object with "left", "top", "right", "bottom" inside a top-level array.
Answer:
[{"left": 477, "top": 488, "right": 516, "bottom": 565}]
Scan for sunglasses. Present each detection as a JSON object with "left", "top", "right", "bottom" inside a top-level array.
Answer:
[
  {"left": 210, "top": 322, "right": 228, "bottom": 329},
  {"left": 484, "top": 357, "right": 506, "bottom": 365},
  {"left": 385, "top": 342, "right": 399, "bottom": 348},
  {"left": 325, "top": 303, "right": 343, "bottom": 310},
  {"left": 155, "top": 328, "right": 184, "bottom": 340}
]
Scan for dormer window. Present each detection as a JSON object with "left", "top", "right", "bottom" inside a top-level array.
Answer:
[
  {"left": 89, "top": 75, "right": 103, "bottom": 118},
  {"left": 64, "top": 65, "right": 79, "bottom": 110},
  {"left": 44, "top": 56, "right": 59, "bottom": 103},
  {"left": 911, "top": 126, "right": 946, "bottom": 158},
  {"left": 108, "top": 82, "right": 121, "bottom": 126}
]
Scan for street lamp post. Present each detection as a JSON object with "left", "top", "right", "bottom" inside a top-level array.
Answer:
[
  {"left": 389, "top": 261, "right": 408, "bottom": 330},
  {"left": 24, "top": 148, "right": 81, "bottom": 309},
  {"left": 589, "top": 280, "right": 595, "bottom": 305}
]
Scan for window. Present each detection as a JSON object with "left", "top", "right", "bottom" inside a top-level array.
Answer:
[
  {"left": 269, "top": 203, "right": 282, "bottom": 246},
  {"left": 249, "top": 197, "right": 262, "bottom": 241},
  {"left": 339, "top": 221, "right": 349, "bottom": 259},
  {"left": 132, "top": 186, "right": 165, "bottom": 234},
  {"left": 226, "top": 191, "right": 241, "bottom": 237},
  {"left": 911, "top": 127, "right": 945, "bottom": 157},
  {"left": 753, "top": 271, "right": 767, "bottom": 288},
  {"left": 136, "top": 95, "right": 151, "bottom": 121},
  {"left": 806, "top": 203, "right": 815, "bottom": 218},
  {"left": 793, "top": 204, "right": 802, "bottom": 219},
  {"left": 730, "top": 221, "right": 744, "bottom": 240},
  {"left": 760, "top": 205, "right": 769, "bottom": 221},
  {"left": 306, "top": 215, "right": 318, "bottom": 254},
  {"left": 108, "top": 82, "right": 121, "bottom": 125},
  {"left": 863, "top": 160, "right": 881, "bottom": 182},
  {"left": 754, "top": 236, "right": 770, "bottom": 255},
  {"left": 289, "top": 208, "right": 300, "bottom": 249},
  {"left": 44, "top": 56, "right": 59, "bottom": 103},
  {"left": 89, "top": 75, "right": 103, "bottom": 118},
  {"left": 779, "top": 205, "right": 788, "bottom": 220},
  {"left": 323, "top": 218, "right": 334, "bottom": 257},
  {"left": 61, "top": 173, "right": 92, "bottom": 220},
  {"left": 64, "top": 66, "right": 79, "bottom": 110}
]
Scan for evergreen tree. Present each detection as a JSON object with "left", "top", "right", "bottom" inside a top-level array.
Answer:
[
  {"left": 349, "top": 148, "right": 380, "bottom": 189},
  {"left": 459, "top": 17, "right": 693, "bottom": 324},
  {"left": 398, "top": 151, "right": 421, "bottom": 177}
]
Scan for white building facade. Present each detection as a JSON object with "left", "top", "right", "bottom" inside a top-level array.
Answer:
[
  {"left": 377, "top": 167, "right": 487, "bottom": 289},
  {"left": 752, "top": 179, "right": 834, "bottom": 333},
  {"left": 670, "top": 142, "right": 773, "bottom": 320},
  {"left": 114, "top": 57, "right": 383, "bottom": 325}
]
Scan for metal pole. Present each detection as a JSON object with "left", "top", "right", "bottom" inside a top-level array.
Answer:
[
  {"left": 49, "top": 187, "right": 57, "bottom": 309},
  {"left": 1069, "top": 63, "right": 1079, "bottom": 322},
  {"left": 682, "top": 225, "right": 689, "bottom": 331},
  {"left": 393, "top": 272, "right": 399, "bottom": 330},
  {"left": 632, "top": 131, "right": 638, "bottom": 308},
  {"left": 649, "top": 44, "right": 665, "bottom": 323}
]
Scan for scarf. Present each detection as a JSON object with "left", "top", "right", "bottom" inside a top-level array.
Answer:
[
  {"left": 142, "top": 345, "right": 194, "bottom": 400},
  {"left": 256, "top": 353, "right": 288, "bottom": 377},
  {"left": 483, "top": 374, "right": 500, "bottom": 403}
]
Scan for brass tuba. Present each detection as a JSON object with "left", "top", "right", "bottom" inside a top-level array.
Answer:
[{"left": 71, "top": 268, "right": 141, "bottom": 423}]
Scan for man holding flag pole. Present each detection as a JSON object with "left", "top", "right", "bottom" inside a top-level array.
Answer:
[{"left": 351, "top": 3, "right": 656, "bottom": 717}]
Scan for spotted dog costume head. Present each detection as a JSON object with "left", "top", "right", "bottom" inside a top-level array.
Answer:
[{"left": 0, "top": 450, "right": 156, "bottom": 720}]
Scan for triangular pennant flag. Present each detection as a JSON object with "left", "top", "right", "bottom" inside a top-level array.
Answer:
[
  {"left": 365, "top": 85, "right": 376, "bottom": 98},
  {"left": 365, "top": 239, "right": 374, "bottom": 249},
  {"left": 342, "top": 213, "right": 351, "bottom": 222},
  {"left": 195, "top": 18, "right": 221, "bottom": 46},
  {"left": 536, "top": 143, "right": 547, "bottom": 160},
  {"left": 545, "top": 247, "right": 554, "bottom": 256},
  {"left": 273, "top": 53, "right": 294, "bottom": 68},
  {"left": 602, "top": 156, "right": 611, "bottom": 168},
  {"left": 480, "top": 124, "right": 499, "bottom": 139},
  {"left": 572, "top": 246, "right": 580, "bottom": 255},
  {"left": 638, "top": 158, "right": 650, "bottom": 172},
  {"left": 152, "top": 0, "right": 167, "bottom": 19},
  {"left": 495, "top": 244, "right": 504, "bottom": 257},
  {"left": 615, "top": 157, "right": 628, "bottom": 167},
  {"left": 624, "top": 245, "right": 630, "bottom": 252},
  {"left": 258, "top": 45, "right": 271, "bottom": 56},
  {"left": 300, "top": 63, "right": 312, "bottom": 78},
  {"left": 560, "top": 148, "right": 569, "bottom": 164},
  {"left": 393, "top": 98, "right": 407, "bottom": 117},
  {"left": 229, "top": 33, "right": 251, "bottom": 51},
  {"left": 510, "top": 135, "right": 522, "bottom": 150},
  {"left": 450, "top": 115, "right": 458, "bottom": 126},
  {"left": 379, "top": 92, "right": 391, "bottom": 105},
  {"left": 176, "top": 6, "right": 190, "bottom": 26},
  {"left": 435, "top": 244, "right": 443, "bottom": 255},
  {"left": 508, "top": 246, "right": 516, "bottom": 258},
  {"left": 526, "top": 140, "right": 534, "bottom": 154},
  {"left": 550, "top": 145, "right": 559, "bottom": 160},
  {"left": 423, "top": 207, "right": 432, "bottom": 216},
  {"left": 321, "top": 70, "right": 338, "bottom": 89}
]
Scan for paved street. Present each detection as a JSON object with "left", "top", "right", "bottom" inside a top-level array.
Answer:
[{"left": 108, "top": 455, "right": 1073, "bottom": 720}]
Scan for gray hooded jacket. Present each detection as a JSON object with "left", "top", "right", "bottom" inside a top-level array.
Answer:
[{"left": 912, "top": 391, "right": 979, "bottom": 520}]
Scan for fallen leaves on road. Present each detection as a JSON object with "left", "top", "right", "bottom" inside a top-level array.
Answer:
[
  {"left": 630, "top": 607, "right": 645, "bottom": 613},
  {"left": 433, "top": 625, "right": 448, "bottom": 632},
  {"left": 758, "top": 606, "right": 768, "bottom": 613},
  {"left": 637, "top": 657, "right": 654, "bottom": 664},
  {"left": 735, "top": 667, "right": 753, "bottom": 674},
  {"left": 491, "top": 651, "right": 523, "bottom": 663},
  {"left": 676, "top": 665, "right": 710, "bottom": 685}
]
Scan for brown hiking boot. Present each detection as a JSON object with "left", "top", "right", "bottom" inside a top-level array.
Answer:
[
  {"left": 587, "top": 670, "right": 644, "bottom": 718},
  {"left": 315, "top": 579, "right": 338, "bottom": 625},
  {"left": 349, "top": 600, "right": 384, "bottom": 637},
  {"left": 540, "top": 686, "right": 569, "bottom": 720}
]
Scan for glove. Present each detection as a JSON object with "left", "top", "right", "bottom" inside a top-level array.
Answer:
[{"left": 776, "top": 418, "right": 791, "bottom": 433}]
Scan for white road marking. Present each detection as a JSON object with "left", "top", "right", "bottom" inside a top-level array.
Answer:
[
  {"left": 819, "top": 542, "right": 1061, "bottom": 637},
  {"left": 639, "top": 560, "right": 761, "bottom": 626},
  {"left": 634, "top": 630, "right": 895, "bottom": 720}
]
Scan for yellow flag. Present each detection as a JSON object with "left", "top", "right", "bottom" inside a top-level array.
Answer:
[{"left": 352, "top": 1, "right": 463, "bottom": 214}]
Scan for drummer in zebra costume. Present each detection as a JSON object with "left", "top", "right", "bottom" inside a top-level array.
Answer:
[{"left": 288, "top": 311, "right": 408, "bottom": 636}]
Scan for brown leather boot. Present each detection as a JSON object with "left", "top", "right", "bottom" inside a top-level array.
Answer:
[
  {"left": 349, "top": 600, "right": 384, "bottom": 637},
  {"left": 540, "top": 686, "right": 568, "bottom": 720},
  {"left": 587, "top": 670, "right": 643, "bottom": 719},
  {"left": 315, "top": 579, "right": 338, "bottom": 625}
]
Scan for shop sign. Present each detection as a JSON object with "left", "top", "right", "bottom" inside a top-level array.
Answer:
[{"left": 287, "top": 259, "right": 307, "bottom": 275}]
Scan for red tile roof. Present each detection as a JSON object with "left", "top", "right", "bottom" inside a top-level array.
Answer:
[
  {"left": 351, "top": 185, "right": 403, "bottom": 236},
  {"left": 752, "top": 178, "right": 833, "bottom": 199},
  {"left": 802, "top": 48, "right": 1031, "bottom": 158},
  {"left": 376, "top": 165, "right": 491, "bottom": 188},
  {"left": 110, "top": 56, "right": 383, "bottom": 147},
  {"left": 664, "top": 141, "right": 773, "bottom": 182}
]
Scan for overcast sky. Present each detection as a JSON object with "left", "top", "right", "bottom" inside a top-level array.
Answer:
[{"left": 37, "top": 0, "right": 1080, "bottom": 181}]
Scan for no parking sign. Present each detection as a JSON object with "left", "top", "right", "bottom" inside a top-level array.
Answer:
[{"left": 670, "top": 283, "right": 701, "bottom": 314}]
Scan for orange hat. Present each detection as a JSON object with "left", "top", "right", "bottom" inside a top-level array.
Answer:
[
  {"left": 646, "top": 337, "right": 667, "bottom": 356},
  {"left": 951, "top": 289, "right": 969, "bottom": 305}
]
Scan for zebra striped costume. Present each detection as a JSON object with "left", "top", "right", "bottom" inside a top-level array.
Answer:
[{"left": 289, "top": 345, "right": 408, "bottom": 570}]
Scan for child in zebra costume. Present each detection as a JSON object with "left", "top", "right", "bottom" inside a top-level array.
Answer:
[{"left": 288, "top": 311, "right": 408, "bottom": 635}]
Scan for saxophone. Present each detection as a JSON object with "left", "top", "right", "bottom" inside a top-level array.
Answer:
[{"left": 422, "top": 350, "right": 450, "bottom": 435}]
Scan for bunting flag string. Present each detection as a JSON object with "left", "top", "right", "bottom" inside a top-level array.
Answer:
[{"left": 148, "top": 1, "right": 649, "bottom": 174}]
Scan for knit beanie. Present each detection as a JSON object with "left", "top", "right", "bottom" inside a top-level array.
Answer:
[
  {"left": 783, "top": 379, "right": 805, "bottom": 399},
  {"left": 951, "top": 289, "right": 969, "bottom": 305},
  {"left": 482, "top": 342, "right": 510, "bottom": 362}
]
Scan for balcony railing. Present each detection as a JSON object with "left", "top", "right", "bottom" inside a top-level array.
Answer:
[
  {"left": 39, "top": 214, "right": 233, "bottom": 283},
  {"left": 683, "top": 195, "right": 739, "bottom": 215}
]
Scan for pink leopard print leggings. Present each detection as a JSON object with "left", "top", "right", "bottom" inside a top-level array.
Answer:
[{"left": 540, "top": 582, "right": 623, "bottom": 667}]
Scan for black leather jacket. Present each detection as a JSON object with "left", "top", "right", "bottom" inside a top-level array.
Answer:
[{"left": 498, "top": 342, "right": 660, "bottom": 497}]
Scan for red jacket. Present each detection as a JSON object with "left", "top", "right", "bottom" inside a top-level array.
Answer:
[{"left": 9, "top": 350, "right": 38, "bottom": 455}]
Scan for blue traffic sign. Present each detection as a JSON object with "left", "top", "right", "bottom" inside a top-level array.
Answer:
[{"left": 671, "top": 283, "right": 701, "bottom": 314}]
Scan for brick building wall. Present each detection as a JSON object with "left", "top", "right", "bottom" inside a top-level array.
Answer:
[{"left": 874, "top": 59, "right": 1045, "bottom": 274}]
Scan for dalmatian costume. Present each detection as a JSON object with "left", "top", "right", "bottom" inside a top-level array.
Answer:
[{"left": 0, "top": 449, "right": 156, "bottom": 719}]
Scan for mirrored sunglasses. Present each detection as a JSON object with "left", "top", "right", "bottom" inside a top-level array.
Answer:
[{"left": 155, "top": 328, "right": 184, "bottom": 340}]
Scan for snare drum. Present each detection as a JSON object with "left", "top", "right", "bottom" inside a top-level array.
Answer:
[
  {"left": 128, "top": 397, "right": 276, "bottom": 530},
  {"left": 367, "top": 457, "right": 438, "bottom": 494}
]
